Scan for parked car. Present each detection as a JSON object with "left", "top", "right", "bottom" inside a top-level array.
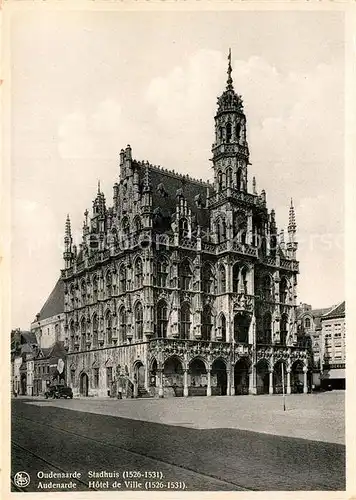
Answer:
[{"left": 45, "top": 385, "right": 73, "bottom": 399}]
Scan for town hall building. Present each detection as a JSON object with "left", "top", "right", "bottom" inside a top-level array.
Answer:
[{"left": 61, "top": 53, "right": 308, "bottom": 398}]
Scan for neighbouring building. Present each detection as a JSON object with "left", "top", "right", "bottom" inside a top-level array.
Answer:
[
  {"left": 31, "top": 278, "right": 66, "bottom": 349},
  {"left": 297, "top": 303, "right": 333, "bottom": 388},
  {"left": 11, "top": 329, "right": 38, "bottom": 395},
  {"left": 61, "top": 52, "right": 308, "bottom": 399},
  {"left": 320, "top": 301, "right": 346, "bottom": 389},
  {"left": 33, "top": 341, "right": 68, "bottom": 396}
]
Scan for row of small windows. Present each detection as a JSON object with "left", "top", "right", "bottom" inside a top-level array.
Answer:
[
  {"left": 218, "top": 122, "right": 241, "bottom": 144},
  {"left": 217, "top": 168, "right": 243, "bottom": 192}
]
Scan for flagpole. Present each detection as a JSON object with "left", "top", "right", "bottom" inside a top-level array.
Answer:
[{"left": 281, "top": 362, "right": 286, "bottom": 411}]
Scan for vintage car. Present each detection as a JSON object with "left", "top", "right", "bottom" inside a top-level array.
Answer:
[{"left": 44, "top": 385, "right": 73, "bottom": 399}]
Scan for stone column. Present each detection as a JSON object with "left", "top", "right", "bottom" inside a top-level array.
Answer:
[
  {"left": 183, "top": 369, "right": 189, "bottom": 397},
  {"left": 227, "top": 368, "right": 231, "bottom": 396},
  {"left": 248, "top": 364, "right": 257, "bottom": 395},
  {"left": 303, "top": 367, "right": 308, "bottom": 394},
  {"left": 206, "top": 370, "right": 212, "bottom": 396},
  {"left": 269, "top": 370, "right": 274, "bottom": 395},
  {"left": 286, "top": 369, "right": 291, "bottom": 395},
  {"left": 158, "top": 369, "right": 164, "bottom": 398},
  {"left": 230, "top": 366, "right": 235, "bottom": 396}
]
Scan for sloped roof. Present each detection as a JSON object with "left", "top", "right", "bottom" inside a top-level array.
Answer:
[
  {"left": 322, "top": 301, "right": 345, "bottom": 320},
  {"left": 21, "top": 331, "right": 38, "bottom": 345},
  {"left": 37, "top": 278, "right": 65, "bottom": 321},
  {"left": 137, "top": 164, "right": 210, "bottom": 232}
]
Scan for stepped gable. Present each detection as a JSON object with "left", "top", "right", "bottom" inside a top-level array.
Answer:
[
  {"left": 37, "top": 278, "right": 65, "bottom": 320},
  {"left": 136, "top": 161, "right": 210, "bottom": 229}
]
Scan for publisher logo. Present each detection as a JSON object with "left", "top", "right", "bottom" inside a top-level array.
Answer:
[{"left": 14, "top": 471, "right": 30, "bottom": 488}]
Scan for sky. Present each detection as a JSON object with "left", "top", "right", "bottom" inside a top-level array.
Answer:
[{"left": 9, "top": 9, "right": 345, "bottom": 329}]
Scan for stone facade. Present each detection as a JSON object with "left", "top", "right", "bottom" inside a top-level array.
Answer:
[
  {"left": 61, "top": 53, "right": 308, "bottom": 398},
  {"left": 320, "top": 301, "right": 345, "bottom": 389}
]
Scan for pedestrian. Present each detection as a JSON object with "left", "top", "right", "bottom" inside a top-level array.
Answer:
[{"left": 118, "top": 383, "right": 122, "bottom": 399}]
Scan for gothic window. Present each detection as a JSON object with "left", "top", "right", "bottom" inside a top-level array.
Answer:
[
  {"left": 179, "top": 259, "right": 192, "bottom": 291},
  {"left": 134, "top": 216, "right": 142, "bottom": 233},
  {"left": 157, "top": 300, "right": 168, "bottom": 338},
  {"left": 241, "top": 267, "right": 248, "bottom": 294},
  {"left": 92, "top": 314, "right": 98, "bottom": 348},
  {"left": 119, "top": 265, "right": 127, "bottom": 293},
  {"left": 134, "top": 258, "right": 143, "bottom": 289},
  {"left": 180, "top": 302, "right": 191, "bottom": 339},
  {"left": 106, "top": 270, "right": 112, "bottom": 297},
  {"left": 93, "top": 275, "right": 98, "bottom": 302},
  {"left": 202, "top": 263, "right": 213, "bottom": 294},
  {"left": 219, "top": 126, "right": 223, "bottom": 141},
  {"left": 279, "top": 277, "right": 288, "bottom": 304},
  {"left": 157, "top": 258, "right": 168, "bottom": 288},
  {"left": 236, "top": 123, "right": 241, "bottom": 142},
  {"left": 179, "top": 218, "right": 189, "bottom": 239},
  {"left": 304, "top": 317, "right": 311, "bottom": 329},
  {"left": 233, "top": 264, "right": 239, "bottom": 293},
  {"left": 234, "top": 313, "right": 249, "bottom": 343},
  {"left": 226, "top": 122, "right": 232, "bottom": 143},
  {"left": 81, "top": 280, "right": 86, "bottom": 306},
  {"left": 135, "top": 302, "right": 143, "bottom": 340},
  {"left": 218, "top": 264, "right": 226, "bottom": 294},
  {"left": 201, "top": 305, "right": 213, "bottom": 341},
  {"left": 226, "top": 168, "right": 233, "bottom": 188},
  {"left": 263, "top": 312, "right": 272, "bottom": 344},
  {"left": 218, "top": 171, "right": 223, "bottom": 192},
  {"left": 80, "top": 317, "right": 86, "bottom": 351},
  {"left": 106, "top": 310, "right": 112, "bottom": 346},
  {"left": 221, "top": 220, "right": 227, "bottom": 241},
  {"left": 270, "top": 235, "right": 277, "bottom": 257},
  {"left": 119, "top": 307, "right": 127, "bottom": 343},
  {"left": 219, "top": 313, "right": 227, "bottom": 342},
  {"left": 280, "top": 314, "right": 288, "bottom": 345},
  {"left": 263, "top": 275, "right": 273, "bottom": 301},
  {"left": 236, "top": 168, "right": 242, "bottom": 191}
]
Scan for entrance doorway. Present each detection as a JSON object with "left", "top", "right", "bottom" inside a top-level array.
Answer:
[
  {"left": 80, "top": 372, "right": 89, "bottom": 396},
  {"left": 211, "top": 359, "right": 228, "bottom": 395}
]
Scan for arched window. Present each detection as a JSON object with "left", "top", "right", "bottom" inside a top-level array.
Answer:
[
  {"left": 106, "top": 271, "right": 112, "bottom": 297},
  {"left": 219, "top": 126, "right": 223, "bottom": 141},
  {"left": 119, "top": 265, "right": 127, "bottom": 293},
  {"left": 263, "top": 312, "right": 272, "bottom": 344},
  {"left": 263, "top": 275, "right": 273, "bottom": 301},
  {"left": 180, "top": 303, "right": 191, "bottom": 339},
  {"left": 134, "top": 216, "right": 142, "bottom": 233},
  {"left": 81, "top": 280, "right": 86, "bottom": 306},
  {"left": 179, "top": 218, "right": 189, "bottom": 239},
  {"left": 80, "top": 317, "right": 86, "bottom": 351},
  {"left": 201, "top": 305, "right": 212, "bottom": 341},
  {"left": 69, "top": 320, "right": 75, "bottom": 351},
  {"left": 202, "top": 263, "right": 213, "bottom": 294},
  {"left": 219, "top": 313, "right": 227, "bottom": 342},
  {"left": 218, "top": 264, "right": 226, "bottom": 294},
  {"left": 157, "top": 300, "right": 168, "bottom": 338},
  {"left": 236, "top": 123, "right": 241, "bottom": 142},
  {"left": 241, "top": 267, "right": 248, "bottom": 294},
  {"left": 92, "top": 314, "right": 98, "bottom": 348},
  {"left": 280, "top": 314, "right": 288, "bottom": 345},
  {"left": 279, "top": 277, "right": 288, "bottom": 304},
  {"left": 92, "top": 275, "right": 98, "bottom": 302},
  {"left": 233, "top": 264, "right": 239, "bottom": 293},
  {"left": 134, "top": 258, "right": 143, "bottom": 289},
  {"left": 157, "top": 258, "right": 168, "bottom": 288},
  {"left": 221, "top": 220, "right": 227, "bottom": 241},
  {"left": 226, "top": 122, "right": 232, "bottom": 143},
  {"left": 304, "top": 317, "right": 311, "bottom": 329},
  {"left": 218, "top": 171, "right": 223, "bottom": 192},
  {"left": 106, "top": 310, "right": 112, "bottom": 345},
  {"left": 119, "top": 307, "right": 127, "bottom": 343},
  {"left": 226, "top": 168, "right": 233, "bottom": 187},
  {"left": 236, "top": 168, "right": 242, "bottom": 191},
  {"left": 135, "top": 302, "right": 143, "bottom": 340},
  {"left": 234, "top": 313, "right": 249, "bottom": 343},
  {"left": 179, "top": 260, "right": 192, "bottom": 290}
]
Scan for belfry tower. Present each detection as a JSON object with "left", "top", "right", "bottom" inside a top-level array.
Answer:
[{"left": 212, "top": 49, "right": 249, "bottom": 193}]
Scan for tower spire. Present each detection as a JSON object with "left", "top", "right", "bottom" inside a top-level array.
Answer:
[
  {"left": 227, "top": 48, "right": 233, "bottom": 90},
  {"left": 288, "top": 198, "right": 296, "bottom": 232}
]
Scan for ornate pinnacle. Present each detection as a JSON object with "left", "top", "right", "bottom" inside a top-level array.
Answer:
[
  {"left": 252, "top": 176, "right": 257, "bottom": 195},
  {"left": 288, "top": 198, "right": 296, "bottom": 232},
  {"left": 143, "top": 164, "right": 151, "bottom": 193},
  {"left": 227, "top": 48, "right": 233, "bottom": 90},
  {"left": 65, "top": 214, "right": 72, "bottom": 238}
]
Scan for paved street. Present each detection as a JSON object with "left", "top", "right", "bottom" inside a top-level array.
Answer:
[{"left": 11, "top": 392, "right": 345, "bottom": 492}]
